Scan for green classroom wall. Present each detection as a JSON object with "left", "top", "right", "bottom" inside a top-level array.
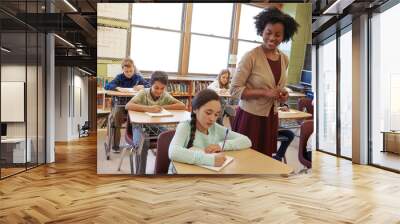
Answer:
[
  {"left": 97, "top": 15, "right": 129, "bottom": 78},
  {"left": 286, "top": 3, "right": 312, "bottom": 84}
]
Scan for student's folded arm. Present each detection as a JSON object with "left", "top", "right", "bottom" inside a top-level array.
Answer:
[
  {"left": 215, "top": 125, "right": 251, "bottom": 151},
  {"left": 138, "top": 75, "right": 150, "bottom": 88},
  {"left": 168, "top": 122, "right": 215, "bottom": 166},
  {"left": 125, "top": 102, "right": 150, "bottom": 112},
  {"left": 163, "top": 95, "right": 186, "bottom": 110},
  {"left": 125, "top": 90, "right": 146, "bottom": 111},
  {"left": 207, "top": 81, "right": 220, "bottom": 91},
  {"left": 104, "top": 78, "right": 119, "bottom": 90}
]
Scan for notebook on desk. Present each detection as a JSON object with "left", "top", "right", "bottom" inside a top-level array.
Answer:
[
  {"left": 145, "top": 108, "right": 173, "bottom": 117},
  {"left": 190, "top": 147, "right": 234, "bottom": 172},
  {"left": 118, "top": 87, "right": 137, "bottom": 93},
  {"left": 199, "top": 155, "right": 234, "bottom": 172}
]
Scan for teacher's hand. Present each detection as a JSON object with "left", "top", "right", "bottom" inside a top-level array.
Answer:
[
  {"left": 264, "top": 88, "right": 280, "bottom": 99},
  {"left": 278, "top": 89, "right": 289, "bottom": 102}
]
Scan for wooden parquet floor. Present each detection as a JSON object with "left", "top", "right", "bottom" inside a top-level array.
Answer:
[{"left": 1, "top": 134, "right": 400, "bottom": 224}]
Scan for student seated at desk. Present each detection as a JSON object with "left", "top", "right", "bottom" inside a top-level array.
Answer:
[
  {"left": 208, "top": 68, "right": 230, "bottom": 93},
  {"left": 274, "top": 104, "right": 295, "bottom": 162},
  {"left": 125, "top": 71, "right": 186, "bottom": 174},
  {"left": 104, "top": 57, "right": 150, "bottom": 152},
  {"left": 168, "top": 89, "right": 251, "bottom": 174},
  {"left": 104, "top": 57, "right": 149, "bottom": 92},
  {"left": 207, "top": 69, "right": 236, "bottom": 125}
]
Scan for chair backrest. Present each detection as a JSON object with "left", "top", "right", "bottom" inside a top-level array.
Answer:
[
  {"left": 154, "top": 130, "right": 176, "bottom": 174},
  {"left": 82, "top": 121, "right": 90, "bottom": 129},
  {"left": 297, "top": 98, "right": 313, "bottom": 119},
  {"left": 298, "top": 120, "right": 313, "bottom": 168}
]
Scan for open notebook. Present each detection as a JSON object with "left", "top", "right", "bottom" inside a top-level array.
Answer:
[
  {"left": 118, "top": 87, "right": 137, "bottom": 93},
  {"left": 190, "top": 147, "right": 234, "bottom": 172},
  {"left": 145, "top": 108, "right": 173, "bottom": 117}
]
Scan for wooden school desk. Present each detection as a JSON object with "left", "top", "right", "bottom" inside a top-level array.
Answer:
[
  {"left": 278, "top": 109, "right": 312, "bottom": 129},
  {"left": 172, "top": 148, "right": 294, "bottom": 175},
  {"left": 124, "top": 109, "right": 191, "bottom": 174},
  {"left": 103, "top": 90, "right": 138, "bottom": 160},
  {"left": 105, "top": 90, "right": 138, "bottom": 98},
  {"left": 278, "top": 109, "right": 312, "bottom": 120}
]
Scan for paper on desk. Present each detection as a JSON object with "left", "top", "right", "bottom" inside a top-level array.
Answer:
[
  {"left": 189, "top": 147, "right": 234, "bottom": 172},
  {"left": 199, "top": 155, "right": 234, "bottom": 172},
  {"left": 145, "top": 108, "right": 173, "bottom": 117},
  {"left": 118, "top": 87, "right": 136, "bottom": 93}
]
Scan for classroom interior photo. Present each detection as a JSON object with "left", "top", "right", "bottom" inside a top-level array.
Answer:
[
  {"left": 96, "top": 3, "right": 313, "bottom": 175},
  {"left": 0, "top": 1, "right": 399, "bottom": 223}
]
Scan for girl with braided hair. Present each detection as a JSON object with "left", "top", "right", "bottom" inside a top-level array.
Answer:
[{"left": 168, "top": 89, "right": 251, "bottom": 174}]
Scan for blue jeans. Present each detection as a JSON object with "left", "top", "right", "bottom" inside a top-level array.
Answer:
[
  {"left": 133, "top": 125, "right": 167, "bottom": 174},
  {"left": 275, "top": 130, "right": 295, "bottom": 159}
]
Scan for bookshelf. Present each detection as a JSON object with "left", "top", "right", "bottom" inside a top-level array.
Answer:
[{"left": 96, "top": 76, "right": 214, "bottom": 115}]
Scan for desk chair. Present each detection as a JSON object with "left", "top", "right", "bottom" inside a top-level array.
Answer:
[
  {"left": 154, "top": 130, "right": 175, "bottom": 174},
  {"left": 78, "top": 121, "right": 90, "bottom": 138},
  {"left": 297, "top": 98, "right": 313, "bottom": 119},
  {"left": 118, "top": 124, "right": 145, "bottom": 175},
  {"left": 298, "top": 120, "right": 313, "bottom": 169}
]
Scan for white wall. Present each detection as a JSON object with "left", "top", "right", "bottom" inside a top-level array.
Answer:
[
  {"left": 54, "top": 67, "right": 89, "bottom": 141},
  {"left": 1, "top": 64, "right": 46, "bottom": 164}
]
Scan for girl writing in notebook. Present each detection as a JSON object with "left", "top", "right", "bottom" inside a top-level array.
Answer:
[
  {"left": 168, "top": 89, "right": 251, "bottom": 173},
  {"left": 207, "top": 69, "right": 230, "bottom": 92},
  {"left": 125, "top": 71, "right": 186, "bottom": 174},
  {"left": 207, "top": 69, "right": 236, "bottom": 125}
]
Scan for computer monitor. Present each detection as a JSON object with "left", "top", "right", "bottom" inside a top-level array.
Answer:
[
  {"left": 1, "top": 123, "right": 7, "bottom": 137},
  {"left": 300, "top": 70, "right": 312, "bottom": 87}
]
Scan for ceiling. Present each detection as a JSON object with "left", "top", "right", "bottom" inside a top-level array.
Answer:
[
  {"left": 0, "top": 0, "right": 97, "bottom": 74},
  {"left": 311, "top": 0, "right": 390, "bottom": 43}
]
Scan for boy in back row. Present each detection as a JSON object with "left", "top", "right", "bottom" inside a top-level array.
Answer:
[{"left": 105, "top": 58, "right": 149, "bottom": 152}]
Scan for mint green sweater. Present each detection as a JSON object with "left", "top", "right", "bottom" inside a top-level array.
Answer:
[{"left": 168, "top": 120, "right": 252, "bottom": 173}]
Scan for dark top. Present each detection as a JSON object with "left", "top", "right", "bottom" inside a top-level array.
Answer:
[
  {"left": 104, "top": 73, "right": 150, "bottom": 90},
  {"left": 267, "top": 58, "right": 281, "bottom": 85}
]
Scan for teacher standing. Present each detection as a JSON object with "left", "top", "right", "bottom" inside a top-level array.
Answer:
[{"left": 230, "top": 7, "right": 299, "bottom": 157}]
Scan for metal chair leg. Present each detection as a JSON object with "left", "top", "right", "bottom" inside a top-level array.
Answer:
[
  {"left": 117, "top": 146, "right": 129, "bottom": 171},
  {"left": 130, "top": 149, "right": 137, "bottom": 175}
]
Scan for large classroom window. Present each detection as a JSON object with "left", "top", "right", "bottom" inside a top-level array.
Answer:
[
  {"left": 339, "top": 27, "right": 352, "bottom": 158},
  {"left": 370, "top": 2, "right": 400, "bottom": 171},
  {"left": 130, "top": 3, "right": 183, "bottom": 73},
  {"left": 317, "top": 35, "right": 337, "bottom": 155},
  {"left": 129, "top": 3, "right": 300, "bottom": 76},
  {"left": 188, "top": 3, "right": 233, "bottom": 74},
  {"left": 237, "top": 4, "right": 263, "bottom": 64}
]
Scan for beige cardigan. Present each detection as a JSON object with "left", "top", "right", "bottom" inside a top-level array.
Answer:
[{"left": 230, "top": 45, "right": 289, "bottom": 117}]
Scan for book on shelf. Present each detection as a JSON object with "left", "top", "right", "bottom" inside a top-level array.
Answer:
[
  {"left": 168, "top": 82, "right": 189, "bottom": 95},
  {"left": 193, "top": 80, "right": 212, "bottom": 95}
]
